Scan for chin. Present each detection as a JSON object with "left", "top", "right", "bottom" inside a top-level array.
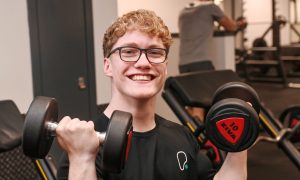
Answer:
[{"left": 131, "top": 89, "right": 160, "bottom": 99}]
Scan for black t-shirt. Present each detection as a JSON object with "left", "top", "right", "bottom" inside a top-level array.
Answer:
[{"left": 57, "top": 114, "right": 215, "bottom": 180}]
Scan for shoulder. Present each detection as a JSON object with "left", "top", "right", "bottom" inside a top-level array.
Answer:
[
  {"left": 155, "top": 114, "right": 197, "bottom": 143},
  {"left": 155, "top": 114, "right": 187, "bottom": 131}
]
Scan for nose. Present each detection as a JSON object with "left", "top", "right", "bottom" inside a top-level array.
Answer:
[{"left": 134, "top": 52, "right": 151, "bottom": 68}]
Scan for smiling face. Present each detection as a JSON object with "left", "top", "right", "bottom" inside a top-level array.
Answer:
[{"left": 104, "top": 30, "right": 168, "bottom": 100}]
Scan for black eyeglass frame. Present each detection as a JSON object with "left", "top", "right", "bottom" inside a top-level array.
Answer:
[{"left": 106, "top": 46, "right": 169, "bottom": 64}]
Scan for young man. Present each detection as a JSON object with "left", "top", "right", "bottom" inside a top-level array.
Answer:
[
  {"left": 178, "top": 0, "right": 247, "bottom": 73},
  {"left": 56, "top": 9, "right": 247, "bottom": 180}
]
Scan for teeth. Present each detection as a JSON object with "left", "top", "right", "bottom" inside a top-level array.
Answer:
[{"left": 131, "top": 75, "right": 151, "bottom": 81}]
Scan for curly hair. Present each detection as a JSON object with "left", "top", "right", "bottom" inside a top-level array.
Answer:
[{"left": 102, "top": 9, "right": 172, "bottom": 58}]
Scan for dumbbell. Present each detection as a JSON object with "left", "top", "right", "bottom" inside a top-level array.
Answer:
[
  {"left": 205, "top": 82, "right": 260, "bottom": 152},
  {"left": 22, "top": 96, "right": 132, "bottom": 173}
]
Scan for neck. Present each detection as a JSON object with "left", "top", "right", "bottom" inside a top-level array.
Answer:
[{"left": 104, "top": 94, "right": 157, "bottom": 132}]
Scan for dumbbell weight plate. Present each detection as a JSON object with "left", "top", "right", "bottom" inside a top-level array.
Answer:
[
  {"left": 102, "top": 110, "right": 132, "bottom": 173},
  {"left": 22, "top": 96, "right": 58, "bottom": 158},
  {"left": 206, "top": 98, "right": 259, "bottom": 152},
  {"left": 212, "top": 82, "right": 260, "bottom": 114}
]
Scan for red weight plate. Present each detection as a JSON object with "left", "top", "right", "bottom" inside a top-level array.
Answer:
[{"left": 216, "top": 117, "right": 245, "bottom": 144}]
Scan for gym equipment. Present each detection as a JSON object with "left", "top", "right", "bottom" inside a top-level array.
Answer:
[
  {"left": 239, "top": 0, "right": 300, "bottom": 88},
  {"left": 22, "top": 96, "right": 133, "bottom": 173},
  {"left": 163, "top": 70, "right": 241, "bottom": 168},
  {"left": 205, "top": 82, "right": 260, "bottom": 152},
  {"left": 162, "top": 69, "right": 300, "bottom": 171},
  {"left": 279, "top": 105, "right": 300, "bottom": 143},
  {"left": 0, "top": 99, "right": 56, "bottom": 180},
  {"left": 242, "top": 14, "right": 287, "bottom": 85}
]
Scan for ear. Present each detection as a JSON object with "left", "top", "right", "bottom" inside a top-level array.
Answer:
[{"left": 103, "top": 58, "right": 113, "bottom": 77}]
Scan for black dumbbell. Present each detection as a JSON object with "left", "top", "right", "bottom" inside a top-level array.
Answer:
[
  {"left": 205, "top": 82, "right": 260, "bottom": 152},
  {"left": 22, "top": 96, "right": 132, "bottom": 173}
]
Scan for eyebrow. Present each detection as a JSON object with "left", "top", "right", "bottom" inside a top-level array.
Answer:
[{"left": 118, "top": 42, "right": 164, "bottom": 49}]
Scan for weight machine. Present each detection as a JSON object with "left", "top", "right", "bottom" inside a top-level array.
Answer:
[
  {"left": 162, "top": 69, "right": 300, "bottom": 171},
  {"left": 241, "top": 0, "right": 288, "bottom": 85}
]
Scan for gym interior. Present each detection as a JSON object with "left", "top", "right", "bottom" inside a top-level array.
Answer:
[{"left": 1, "top": 0, "right": 300, "bottom": 179}]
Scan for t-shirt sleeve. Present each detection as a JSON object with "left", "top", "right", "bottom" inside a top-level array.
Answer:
[
  {"left": 181, "top": 126, "right": 216, "bottom": 179},
  {"left": 210, "top": 4, "right": 225, "bottom": 21},
  {"left": 197, "top": 150, "right": 217, "bottom": 180}
]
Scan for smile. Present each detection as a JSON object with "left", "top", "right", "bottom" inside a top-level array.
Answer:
[{"left": 129, "top": 74, "right": 153, "bottom": 81}]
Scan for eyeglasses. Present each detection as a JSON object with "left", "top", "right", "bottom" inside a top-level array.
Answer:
[{"left": 107, "top": 46, "right": 168, "bottom": 64}]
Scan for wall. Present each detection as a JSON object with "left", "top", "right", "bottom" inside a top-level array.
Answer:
[
  {"left": 290, "top": 0, "right": 300, "bottom": 43},
  {"left": 243, "top": 0, "right": 290, "bottom": 48},
  {"left": 117, "top": 0, "right": 190, "bottom": 33},
  {"left": 92, "top": 0, "right": 117, "bottom": 104},
  {"left": 0, "top": 0, "right": 117, "bottom": 113},
  {"left": 0, "top": 1, "right": 33, "bottom": 113}
]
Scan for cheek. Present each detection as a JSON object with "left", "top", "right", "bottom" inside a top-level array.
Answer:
[
  {"left": 156, "top": 66, "right": 168, "bottom": 86},
  {"left": 112, "top": 64, "right": 128, "bottom": 79},
  {"left": 160, "top": 65, "right": 168, "bottom": 78}
]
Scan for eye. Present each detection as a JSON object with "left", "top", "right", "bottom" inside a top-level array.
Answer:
[
  {"left": 121, "top": 47, "right": 139, "bottom": 57},
  {"left": 147, "top": 49, "right": 166, "bottom": 57}
]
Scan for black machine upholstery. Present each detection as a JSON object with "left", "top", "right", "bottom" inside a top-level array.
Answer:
[
  {"left": 0, "top": 100, "right": 40, "bottom": 179},
  {"left": 0, "top": 100, "right": 24, "bottom": 152},
  {"left": 0, "top": 146, "right": 39, "bottom": 179},
  {"left": 0, "top": 100, "right": 58, "bottom": 179},
  {"left": 164, "top": 70, "right": 242, "bottom": 109}
]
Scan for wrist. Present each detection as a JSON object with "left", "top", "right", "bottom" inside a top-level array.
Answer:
[{"left": 68, "top": 153, "right": 97, "bottom": 165}]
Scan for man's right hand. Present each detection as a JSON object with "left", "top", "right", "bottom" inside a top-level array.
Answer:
[{"left": 56, "top": 116, "right": 100, "bottom": 161}]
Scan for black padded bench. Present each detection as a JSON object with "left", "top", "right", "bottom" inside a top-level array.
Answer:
[{"left": 163, "top": 69, "right": 241, "bottom": 112}]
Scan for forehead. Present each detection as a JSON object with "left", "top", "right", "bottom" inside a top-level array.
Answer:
[{"left": 112, "top": 30, "right": 164, "bottom": 49}]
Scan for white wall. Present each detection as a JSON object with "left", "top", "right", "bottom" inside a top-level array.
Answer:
[
  {"left": 243, "top": 0, "right": 290, "bottom": 48},
  {"left": 92, "top": 0, "right": 117, "bottom": 104},
  {"left": 117, "top": 0, "right": 191, "bottom": 33},
  {"left": 0, "top": 1, "right": 33, "bottom": 113}
]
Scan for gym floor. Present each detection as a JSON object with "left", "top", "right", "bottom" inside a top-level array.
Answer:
[{"left": 246, "top": 78, "right": 300, "bottom": 179}]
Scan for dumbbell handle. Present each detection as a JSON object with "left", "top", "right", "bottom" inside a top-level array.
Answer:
[{"left": 46, "top": 122, "right": 106, "bottom": 143}]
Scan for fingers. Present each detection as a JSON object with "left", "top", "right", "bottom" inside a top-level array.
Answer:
[
  {"left": 56, "top": 116, "right": 99, "bottom": 157},
  {"left": 57, "top": 117, "right": 96, "bottom": 136}
]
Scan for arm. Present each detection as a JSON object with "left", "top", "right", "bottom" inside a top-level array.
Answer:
[
  {"left": 218, "top": 16, "right": 247, "bottom": 32},
  {"left": 56, "top": 116, "right": 100, "bottom": 180},
  {"left": 213, "top": 150, "right": 247, "bottom": 180}
]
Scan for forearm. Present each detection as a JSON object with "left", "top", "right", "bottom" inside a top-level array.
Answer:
[
  {"left": 213, "top": 150, "right": 247, "bottom": 180},
  {"left": 68, "top": 155, "right": 97, "bottom": 180},
  {"left": 56, "top": 117, "right": 100, "bottom": 180},
  {"left": 218, "top": 16, "right": 238, "bottom": 32}
]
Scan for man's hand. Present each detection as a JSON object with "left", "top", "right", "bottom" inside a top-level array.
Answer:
[
  {"left": 56, "top": 116, "right": 99, "bottom": 161},
  {"left": 236, "top": 16, "right": 248, "bottom": 31},
  {"left": 56, "top": 116, "right": 99, "bottom": 180}
]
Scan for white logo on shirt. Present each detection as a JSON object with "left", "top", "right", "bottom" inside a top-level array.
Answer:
[{"left": 177, "top": 151, "right": 188, "bottom": 171}]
